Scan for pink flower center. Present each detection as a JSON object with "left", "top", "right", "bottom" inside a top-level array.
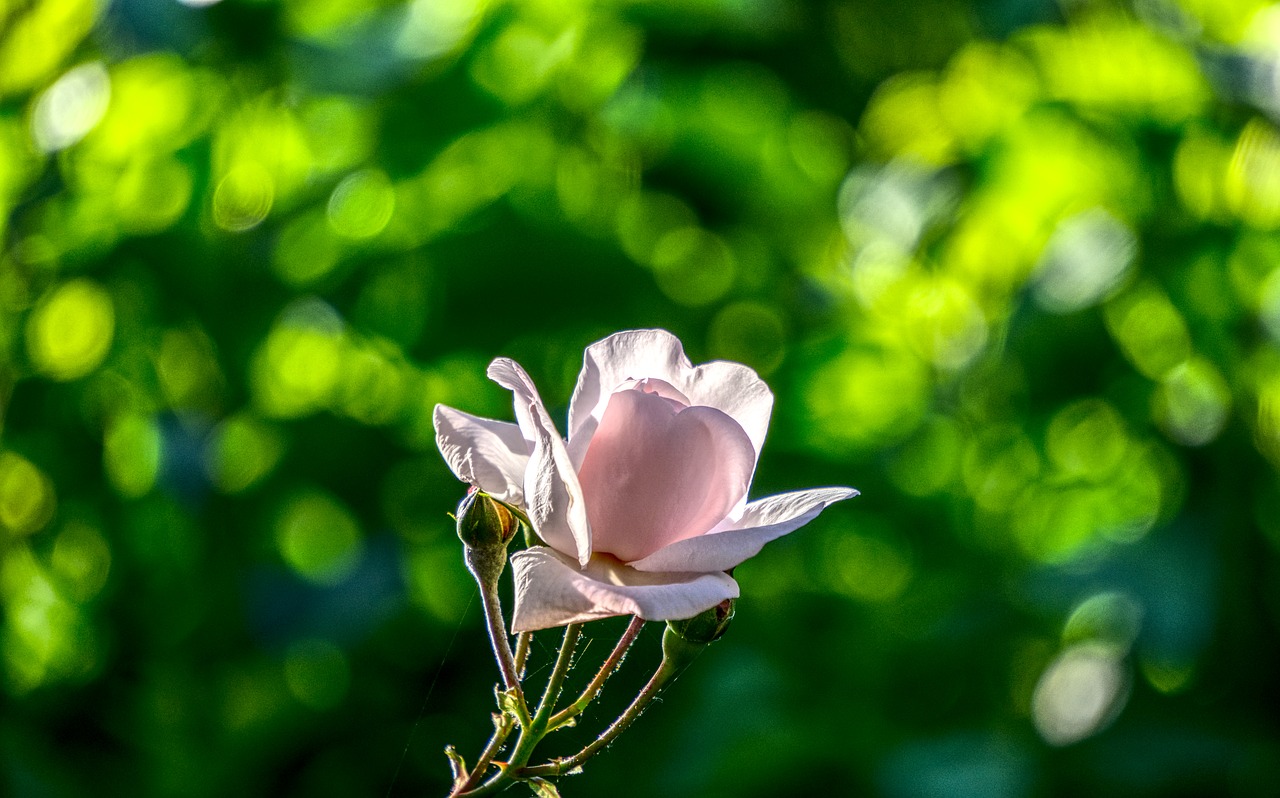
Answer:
[{"left": 576, "top": 384, "right": 755, "bottom": 563}]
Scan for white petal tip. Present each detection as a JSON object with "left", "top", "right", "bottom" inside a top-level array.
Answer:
[{"left": 430, "top": 402, "right": 449, "bottom": 425}]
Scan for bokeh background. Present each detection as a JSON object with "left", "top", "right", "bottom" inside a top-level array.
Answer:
[{"left": 3, "top": 0, "right": 1280, "bottom": 795}]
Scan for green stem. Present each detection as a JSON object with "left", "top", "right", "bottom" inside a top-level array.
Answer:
[
  {"left": 523, "top": 657, "right": 677, "bottom": 779},
  {"left": 503, "top": 625, "right": 581, "bottom": 772},
  {"left": 453, "top": 771, "right": 509, "bottom": 797},
  {"left": 457, "top": 625, "right": 583, "bottom": 796},
  {"left": 470, "top": 559, "right": 522, "bottom": 703},
  {"left": 450, "top": 713, "right": 516, "bottom": 797},
  {"left": 514, "top": 631, "right": 532, "bottom": 680},
  {"left": 549, "top": 616, "right": 645, "bottom": 731},
  {"left": 533, "top": 624, "right": 581, "bottom": 728}
]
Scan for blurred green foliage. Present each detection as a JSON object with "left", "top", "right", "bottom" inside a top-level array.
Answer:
[{"left": 2, "top": 0, "right": 1280, "bottom": 795}]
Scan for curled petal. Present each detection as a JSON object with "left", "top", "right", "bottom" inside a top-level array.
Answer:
[
  {"left": 566, "top": 329, "right": 773, "bottom": 473},
  {"left": 432, "top": 405, "right": 529, "bottom": 504},
  {"left": 486, "top": 358, "right": 543, "bottom": 447},
  {"left": 577, "top": 389, "right": 754, "bottom": 563},
  {"left": 488, "top": 358, "right": 591, "bottom": 565},
  {"left": 629, "top": 487, "right": 858, "bottom": 573},
  {"left": 510, "top": 547, "right": 740, "bottom": 633}
]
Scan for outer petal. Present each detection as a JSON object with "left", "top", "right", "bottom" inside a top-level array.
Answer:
[
  {"left": 628, "top": 487, "right": 858, "bottom": 573},
  {"left": 566, "top": 330, "right": 774, "bottom": 473},
  {"left": 683, "top": 360, "right": 774, "bottom": 464},
  {"left": 488, "top": 358, "right": 592, "bottom": 565},
  {"left": 432, "top": 405, "right": 530, "bottom": 504},
  {"left": 510, "top": 547, "right": 740, "bottom": 632}
]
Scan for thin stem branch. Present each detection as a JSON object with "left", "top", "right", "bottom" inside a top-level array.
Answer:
[
  {"left": 534, "top": 624, "right": 581, "bottom": 728},
  {"left": 453, "top": 770, "right": 508, "bottom": 798},
  {"left": 465, "top": 722, "right": 510, "bottom": 789},
  {"left": 454, "top": 622, "right": 676, "bottom": 794},
  {"left": 488, "top": 623, "right": 582, "bottom": 789},
  {"left": 462, "top": 543, "right": 521, "bottom": 702},
  {"left": 523, "top": 659, "right": 677, "bottom": 779},
  {"left": 549, "top": 616, "right": 645, "bottom": 730},
  {"left": 450, "top": 713, "right": 516, "bottom": 797},
  {"left": 514, "top": 631, "right": 532, "bottom": 680},
  {"left": 472, "top": 570, "right": 522, "bottom": 701}
]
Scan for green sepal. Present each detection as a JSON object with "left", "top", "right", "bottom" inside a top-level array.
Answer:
[{"left": 444, "top": 745, "right": 468, "bottom": 789}]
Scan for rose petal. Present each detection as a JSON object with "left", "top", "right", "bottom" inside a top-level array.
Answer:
[
  {"left": 510, "top": 547, "right": 740, "bottom": 632},
  {"left": 566, "top": 330, "right": 773, "bottom": 475},
  {"left": 628, "top": 487, "right": 858, "bottom": 573},
  {"left": 618, "top": 377, "right": 691, "bottom": 407},
  {"left": 487, "top": 358, "right": 591, "bottom": 565},
  {"left": 433, "top": 405, "right": 530, "bottom": 504},
  {"left": 576, "top": 388, "right": 755, "bottom": 563},
  {"left": 682, "top": 360, "right": 774, "bottom": 465},
  {"left": 723, "top": 486, "right": 860, "bottom": 531}
]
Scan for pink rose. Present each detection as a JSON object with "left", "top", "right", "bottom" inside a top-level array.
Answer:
[{"left": 434, "top": 329, "right": 856, "bottom": 631}]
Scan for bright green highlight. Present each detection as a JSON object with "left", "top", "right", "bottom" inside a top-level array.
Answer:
[{"left": 25, "top": 279, "right": 114, "bottom": 381}]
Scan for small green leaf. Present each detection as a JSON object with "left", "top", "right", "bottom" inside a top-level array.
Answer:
[
  {"left": 527, "top": 777, "right": 561, "bottom": 797},
  {"left": 495, "top": 686, "right": 523, "bottom": 718}
]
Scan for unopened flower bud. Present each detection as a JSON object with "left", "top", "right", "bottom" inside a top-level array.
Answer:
[
  {"left": 662, "top": 598, "right": 736, "bottom": 672},
  {"left": 667, "top": 598, "right": 735, "bottom": 645},
  {"left": 456, "top": 490, "right": 520, "bottom": 550},
  {"left": 457, "top": 490, "right": 521, "bottom": 589}
]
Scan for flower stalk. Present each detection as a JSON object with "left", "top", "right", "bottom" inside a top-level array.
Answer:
[
  {"left": 514, "top": 631, "right": 532, "bottom": 680},
  {"left": 498, "top": 624, "right": 582, "bottom": 780},
  {"left": 523, "top": 649, "right": 678, "bottom": 779},
  {"left": 445, "top": 616, "right": 663, "bottom": 796},
  {"left": 469, "top": 551, "right": 522, "bottom": 695},
  {"left": 535, "top": 625, "right": 581, "bottom": 728},
  {"left": 549, "top": 615, "right": 645, "bottom": 730}
]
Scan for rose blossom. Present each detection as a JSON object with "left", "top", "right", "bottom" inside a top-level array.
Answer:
[{"left": 433, "top": 329, "right": 856, "bottom": 632}]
